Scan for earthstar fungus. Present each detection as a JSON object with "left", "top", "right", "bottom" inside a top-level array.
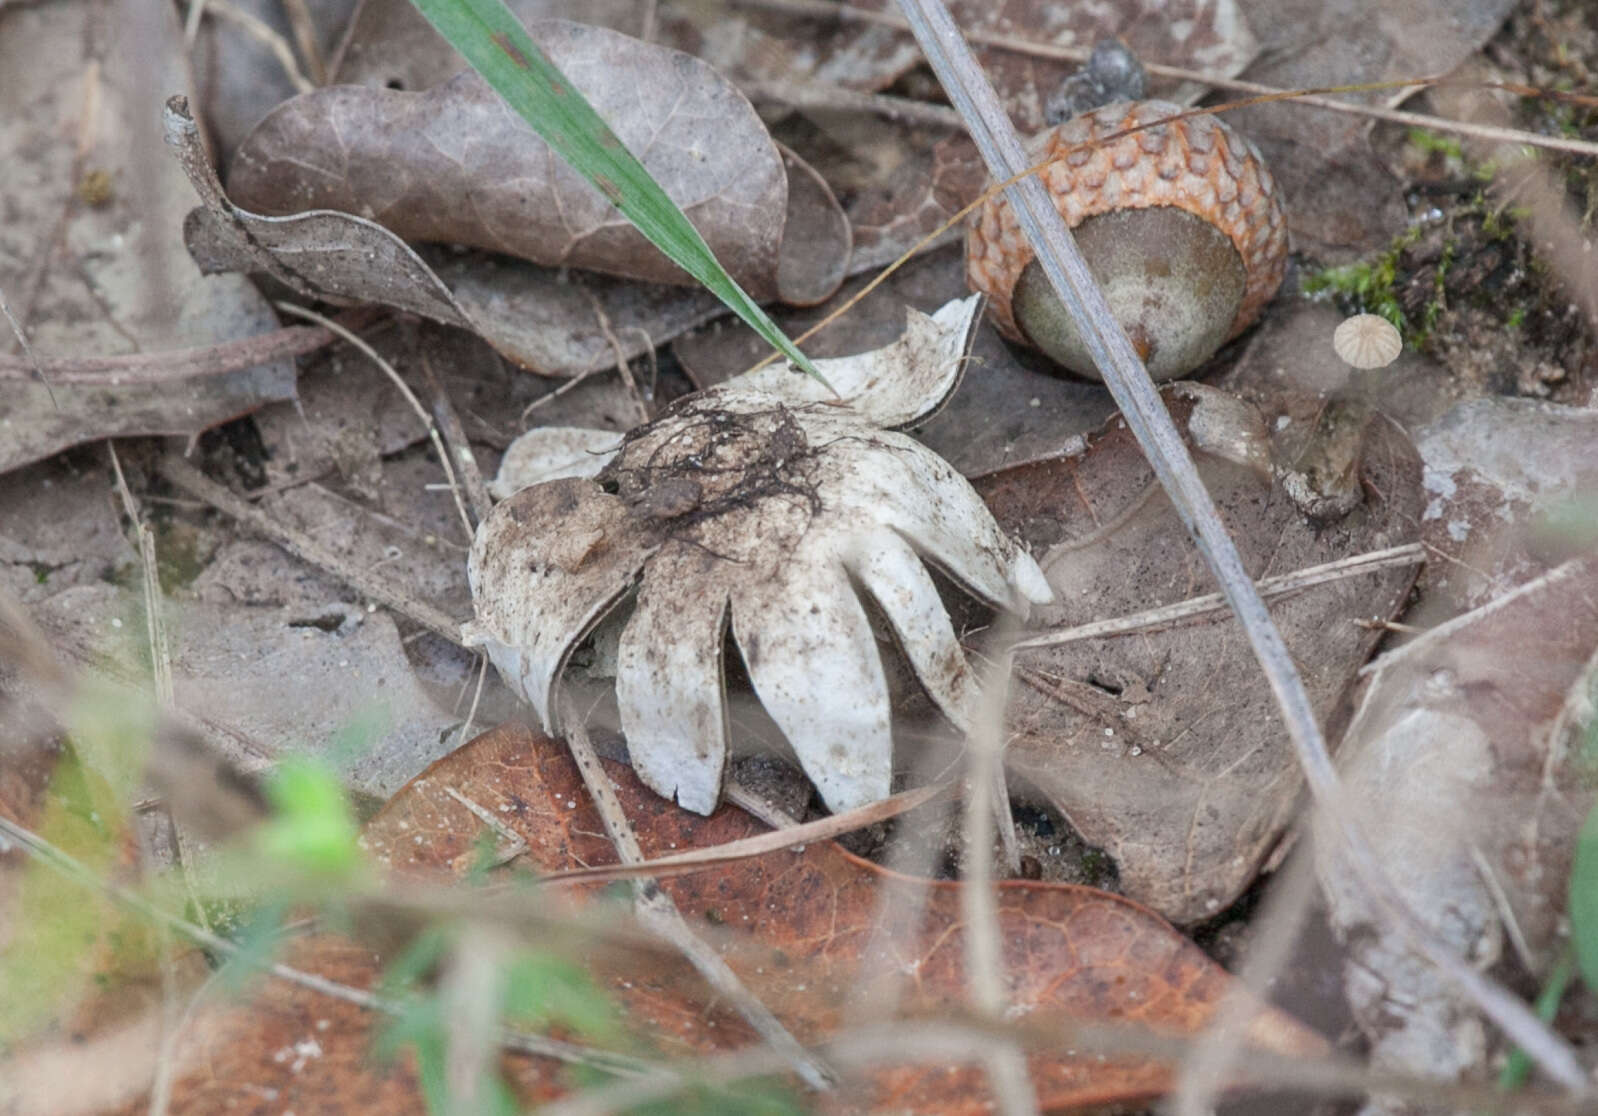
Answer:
[{"left": 466, "top": 297, "right": 1052, "bottom": 815}]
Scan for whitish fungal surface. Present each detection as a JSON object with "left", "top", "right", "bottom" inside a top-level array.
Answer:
[
  {"left": 1332, "top": 313, "right": 1403, "bottom": 369},
  {"left": 469, "top": 297, "right": 1051, "bottom": 815}
]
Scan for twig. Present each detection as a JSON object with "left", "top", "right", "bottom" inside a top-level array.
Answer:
[
  {"left": 0, "top": 812, "right": 664, "bottom": 1080},
  {"left": 0, "top": 323, "right": 335, "bottom": 383},
  {"left": 741, "top": 0, "right": 1598, "bottom": 159},
  {"left": 418, "top": 347, "right": 493, "bottom": 527},
  {"left": 558, "top": 696, "right": 837, "bottom": 1092},
  {"left": 897, "top": 0, "right": 1587, "bottom": 1092},
  {"left": 190, "top": 0, "right": 314, "bottom": 93},
  {"left": 159, "top": 454, "right": 466, "bottom": 645},
  {"left": 278, "top": 0, "right": 327, "bottom": 86},
  {"left": 542, "top": 1012, "right": 1583, "bottom": 1116},
  {"left": 959, "top": 630, "right": 1036, "bottom": 1115},
  {"left": 456, "top": 653, "right": 489, "bottom": 752},
  {"left": 273, "top": 302, "right": 475, "bottom": 545},
  {"left": 742, "top": 79, "right": 965, "bottom": 129},
  {"left": 1014, "top": 544, "right": 1426, "bottom": 650},
  {"left": 108, "top": 445, "right": 173, "bottom": 706},
  {"left": 444, "top": 787, "right": 528, "bottom": 868},
  {"left": 1171, "top": 848, "right": 1320, "bottom": 1116},
  {"left": 536, "top": 781, "right": 948, "bottom": 885},
  {"left": 0, "top": 283, "right": 55, "bottom": 406}
]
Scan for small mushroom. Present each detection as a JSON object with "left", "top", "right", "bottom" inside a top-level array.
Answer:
[
  {"left": 966, "top": 100, "right": 1289, "bottom": 382},
  {"left": 1332, "top": 313, "right": 1402, "bottom": 369}
]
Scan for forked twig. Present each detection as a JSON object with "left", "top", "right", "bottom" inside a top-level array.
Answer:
[{"left": 895, "top": 0, "right": 1586, "bottom": 1092}]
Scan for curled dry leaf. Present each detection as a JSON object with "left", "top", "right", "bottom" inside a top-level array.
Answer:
[
  {"left": 229, "top": 20, "right": 849, "bottom": 306},
  {"left": 168, "top": 95, "right": 726, "bottom": 377},
  {"left": 467, "top": 297, "right": 1052, "bottom": 815},
  {"left": 976, "top": 383, "right": 1424, "bottom": 924}
]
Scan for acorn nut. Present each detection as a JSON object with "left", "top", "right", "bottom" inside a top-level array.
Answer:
[{"left": 966, "top": 100, "right": 1289, "bottom": 382}]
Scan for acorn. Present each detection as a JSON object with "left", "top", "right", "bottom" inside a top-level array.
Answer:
[{"left": 966, "top": 100, "right": 1289, "bottom": 382}]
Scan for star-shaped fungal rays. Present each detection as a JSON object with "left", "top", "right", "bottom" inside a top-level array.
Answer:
[{"left": 465, "top": 297, "right": 1051, "bottom": 814}]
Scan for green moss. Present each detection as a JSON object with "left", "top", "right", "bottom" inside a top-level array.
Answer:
[
  {"left": 1302, "top": 225, "right": 1420, "bottom": 331},
  {"left": 1406, "top": 126, "right": 1464, "bottom": 161}
]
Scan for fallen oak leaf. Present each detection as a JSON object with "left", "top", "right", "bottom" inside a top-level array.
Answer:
[
  {"left": 99, "top": 722, "right": 1325, "bottom": 1113},
  {"left": 166, "top": 95, "right": 727, "bottom": 378},
  {"left": 976, "top": 382, "right": 1424, "bottom": 924},
  {"left": 363, "top": 722, "right": 1327, "bottom": 1112},
  {"left": 227, "top": 21, "right": 849, "bottom": 307}
]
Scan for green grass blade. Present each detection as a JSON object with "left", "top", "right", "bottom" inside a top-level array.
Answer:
[
  {"left": 1570, "top": 797, "right": 1598, "bottom": 989},
  {"left": 407, "top": 0, "right": 827, "bottom": 386}
]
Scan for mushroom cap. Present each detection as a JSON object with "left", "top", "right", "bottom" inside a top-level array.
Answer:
[
  {"left": 1332, "top": 313, "right": 1403, "bottom": 369},
  {"left": 967, "top": 100, "right": 1289, "bottom": 375}
]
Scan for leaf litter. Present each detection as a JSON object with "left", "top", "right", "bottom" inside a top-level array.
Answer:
[
  {"left": 3, "top": 0, "right": 1598, "bottom": 1110},
  {"left": 103, "top": 721, "right": 1326, "bottom": 1115}
]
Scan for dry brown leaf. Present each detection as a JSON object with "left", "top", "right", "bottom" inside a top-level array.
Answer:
[
  {"left": 976, "top": 383, "right": 1424, "bottom": 924},
  {"left": 170, "top": 94, "right": 733, "bottom": 377},
  {"left": 0, "top": 1, "right": 295, "bottom": 475},
  {"left": 229, "top": 21, "right": 848, "bottom": 306},
  {"left": 28, "top": 584, "right": 459, "bottom": 800},
  {"left": 1413, "top": 397, "right": 1598, "bottom": 616},
  {"left": 391, "top": 724, "right": 1326, "bottom": 1110},
  {"left": 125, "top": 723, "right": 1325, "bottom": 1113},
  {"left": 1320, "top": 555, "right": 1598, "bottom": 1095},
  {"left": 1229, "top": 0, "right": 1520, "bottom": 256}
]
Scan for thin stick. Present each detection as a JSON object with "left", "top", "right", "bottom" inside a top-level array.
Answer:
[
  {"left": 274, "top": 302, "right": 475, "bottom": 545},
  {"left": 537, "top": 781, "right": 948, "bottom": 885},
  {"left": 418, "top": 348, "right": 493, "bottom": 527},
  {"left": 0, "top": 812, "right": 664, "bottom": 1080},
  {"left": 897, "top": 0, "right": 1586, "bottom": 1091},
  {"left": 193, "top": 0, "right": 314, "bottom": 93},
  {"left": 743, "top": 79, "right": 965, "bottom": 129},
  {"left": 558, "top": 697, "right": 836, "bottom": 1092},
  {"left": 0, "top": 323, "right": 335, "bottom": 383},
  {"left": 108, "top": 444, "right": 173, "bottom": 706},
  {"left": 1014, "top": 544, "right": 1426, "bottom": 650},
  {"left": 741, "top": 0, "right": 1598, "bottom": 159},
  {"left": 278, "top": 0, "right": 327, "bottom": 86},
  {"left": 0, "top": 284, "right": 55, "bottom": 405},
  {"left": 541, "top": 1013, "right": 1579, "bottom": 1116},
  {"left": 959, "top": 633, "right": 1036, "bottom": 1115},
  {"left": 159, "top": 455, "right": 466, "bottom": 645},
  {"left": 456, "top": 653, "right": 489, "bottom": 752},
  {"left": 1171, "top": 848, "right": 1320, "bottom": 1116}
]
